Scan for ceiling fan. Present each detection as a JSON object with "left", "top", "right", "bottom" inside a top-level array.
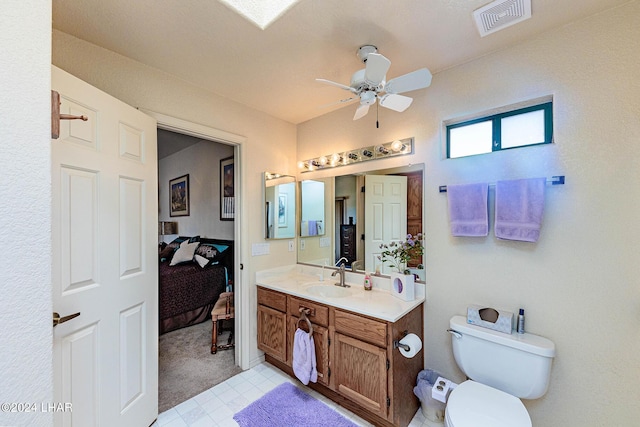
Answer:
[{"left": 316, "top": 45, "right": 432, "bottom": 121}]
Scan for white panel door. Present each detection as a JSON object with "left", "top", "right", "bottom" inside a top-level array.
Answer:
[
  {"left": 51, "top": 66, "right": 158, "bottom": 427},
  {"left": 364, "top": 175, "right": 407, "bottom": 274}
]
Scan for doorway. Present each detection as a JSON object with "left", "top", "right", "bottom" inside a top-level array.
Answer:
[{"left": 156, "top": 128, "right": 242, "bottom": 411}]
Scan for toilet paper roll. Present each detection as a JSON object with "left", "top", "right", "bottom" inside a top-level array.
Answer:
[{"left": 398, "top": 333, "right": 422, "bottom": 358}]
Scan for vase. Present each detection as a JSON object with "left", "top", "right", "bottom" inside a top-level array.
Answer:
[{"left": 390, "top": 271, "right": 415, "bottom": 301}]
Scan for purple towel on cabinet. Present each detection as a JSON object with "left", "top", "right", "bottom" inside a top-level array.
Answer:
[
  {"left": 293, "top": 328, "right": 317, "bottom": 385},
  {"left": 447, "top": 183, "right": 489, "bottom": 237},
  {"left": 495, "top": 178, "right": 546, "bottom": 242}
]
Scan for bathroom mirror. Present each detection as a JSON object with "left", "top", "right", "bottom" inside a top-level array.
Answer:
[
  {"left": 300, "top": 180, "right": 326, "bottom": 237},
  {"left": 297, "top": 164, "right": 424, "bottom": 280},
  {"left": 264, "top": 172, "right": 296, "bottom": 239}
]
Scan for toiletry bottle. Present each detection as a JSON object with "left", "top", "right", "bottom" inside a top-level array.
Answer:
[
  {"left": 517, "top": 308, "right": 525, "bottom": 334},
  {"left": 364, "top": 272, "right": 372, "bottom": 291}
]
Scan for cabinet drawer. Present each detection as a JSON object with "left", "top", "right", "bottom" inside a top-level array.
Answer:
[
  {"left": 287, "top": 296, "right": 329, "bottom": 327},
  {"left": 258, "top": 287, "right": 287, "bottom": 312},
  {"left": 334, "top": 310, "right": 387, "bottom": 348}
]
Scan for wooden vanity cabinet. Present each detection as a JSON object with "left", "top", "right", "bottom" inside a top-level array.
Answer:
[
  {"left": 333, "top": 309, "right": 389, "bottom": 419},
  {"left": 257, "top": 286, "right": 423, "bottom": 427},
  {"left": 286, "top": 295, "right": 330, "bottom": 386},
  {"left": 257, "top": 287, "right": 287, "bottom": 363}
]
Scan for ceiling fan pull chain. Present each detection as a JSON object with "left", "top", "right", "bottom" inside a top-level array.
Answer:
[{"left": 376, "top": 101, "right": 379, "bottom": 129}]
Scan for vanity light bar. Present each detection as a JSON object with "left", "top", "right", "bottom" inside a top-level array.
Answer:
[{"left": 298, "top": 137, "right": 414, "bottom": 173}]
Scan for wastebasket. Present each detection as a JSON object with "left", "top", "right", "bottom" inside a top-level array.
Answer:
[{"left": 413, "top": 369, "right": 446, "bottom": 423}]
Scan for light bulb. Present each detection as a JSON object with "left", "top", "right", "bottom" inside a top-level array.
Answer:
[{"left": 391, "top": 140, "right": 405, "bottom": 152}]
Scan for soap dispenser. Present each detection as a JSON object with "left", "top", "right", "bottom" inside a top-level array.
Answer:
[{"left": 364, "top": 272, "right": 372, "bottom": 291}]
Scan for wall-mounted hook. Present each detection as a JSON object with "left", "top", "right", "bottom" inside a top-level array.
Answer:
[{"left": 51, "top": 90, "right": 88, "bottom": 139}]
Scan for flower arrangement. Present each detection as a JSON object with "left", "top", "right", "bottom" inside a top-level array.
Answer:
[{"left": 378, "top": 233, "right": 424, "bottom": 274}]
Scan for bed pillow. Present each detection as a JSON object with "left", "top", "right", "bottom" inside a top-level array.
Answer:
[
  {"left": 195, "top": 244, "right": 220, "bottom": 263},
  {"left": 194, "top": 254, "right": 211, "bottom": 269},
  {"left": 169, "top": 241, "right": 200, "bottom": 266},
  {"left": 159, "top": 244, "right": 176, "bottom": 263}
]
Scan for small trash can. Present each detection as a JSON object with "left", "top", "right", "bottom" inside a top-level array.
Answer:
[{"left": 413, "top": 369, "right": 446, "bottom": 423}]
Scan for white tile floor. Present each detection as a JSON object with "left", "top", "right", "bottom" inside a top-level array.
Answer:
[{"left": 152, "top": 361, "right": 442, "bottom": 427}]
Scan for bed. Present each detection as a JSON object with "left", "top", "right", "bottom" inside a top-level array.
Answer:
[{"left": 158, "top": 236, "right": 233, "bottom": 334}]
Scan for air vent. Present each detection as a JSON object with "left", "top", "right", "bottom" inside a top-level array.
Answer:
[{"left": 473, "top": 0, "right": 532, "bottom": 37}]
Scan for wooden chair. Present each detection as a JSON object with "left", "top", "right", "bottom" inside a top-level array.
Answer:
[{"left": 210, "top": 292, "right": 234, "bottom": 354}]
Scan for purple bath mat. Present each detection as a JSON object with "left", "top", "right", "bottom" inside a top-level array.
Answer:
[{"left": 233, "top": 382, "right": 359, "bottom": 427}]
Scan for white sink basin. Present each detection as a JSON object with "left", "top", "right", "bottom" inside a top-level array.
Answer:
[{"left": 305, "top": 283, "right": 353, "bottom": 298}]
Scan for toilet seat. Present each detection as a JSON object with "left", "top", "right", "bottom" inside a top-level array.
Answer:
[{"left": 445, "top": 380, "right": 531, "bottom": 427}]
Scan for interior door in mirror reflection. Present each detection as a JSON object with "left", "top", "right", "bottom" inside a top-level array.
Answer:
[{"left": 364, "top": 175, "right": 407, "bottom": 274}]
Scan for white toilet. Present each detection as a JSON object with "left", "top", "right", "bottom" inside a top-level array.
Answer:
[{"left": 445, "top": 315, "right": 555, "bottom": 427}]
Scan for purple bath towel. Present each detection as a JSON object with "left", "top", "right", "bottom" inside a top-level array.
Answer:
[
  {"left": 447, "top": 183, "right": 489, "bottom": 237},
  {"left": 495, "top": 178, "right": 546, "bottom": 242}
]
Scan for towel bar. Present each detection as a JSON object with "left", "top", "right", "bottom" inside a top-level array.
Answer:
[
  {"left": 439, "top": 175, "right": 565, "bottom": 193},
  {"left": 297, "top": 310, "right": 314, "bottom": 335}
]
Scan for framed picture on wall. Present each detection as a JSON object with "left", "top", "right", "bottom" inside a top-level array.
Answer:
[
  {"left": 220, "top": 156, "right": 234, "bottom": 220},
  {"left": 170, "top": 174, "right": 190, "bottom": 217}
]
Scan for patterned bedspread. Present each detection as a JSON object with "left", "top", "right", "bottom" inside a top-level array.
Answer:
[{"left": 159, "top": 261, "right": 227, "bottom": 334}]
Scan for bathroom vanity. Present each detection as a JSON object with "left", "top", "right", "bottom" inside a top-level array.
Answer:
[{"left": 256, "top": 268, "right": 425, "bottom": 427}]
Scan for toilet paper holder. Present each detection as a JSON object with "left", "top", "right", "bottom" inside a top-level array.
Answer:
[
  {"left": 393, "top": 330, "right": 412, "bottom": 352},
  {"left": 393, "top": 339, "right": 411, "bottom": 352}
]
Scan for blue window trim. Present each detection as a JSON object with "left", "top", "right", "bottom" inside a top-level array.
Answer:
[{"left": 446, "top": 101, "right": 553, "bottom": 158}]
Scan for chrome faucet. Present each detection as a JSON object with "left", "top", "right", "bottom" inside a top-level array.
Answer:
[{"left": 331, "top": 263, "right": 350, "bottom": 287}]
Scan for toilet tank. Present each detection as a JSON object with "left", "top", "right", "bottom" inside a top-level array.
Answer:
[{"left": 449, "top": 315, "right": 555, "bottom": 399}]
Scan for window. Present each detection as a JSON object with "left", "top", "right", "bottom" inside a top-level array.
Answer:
[{"left": 446, "top": 101, "right": 553, "bottom": 159}]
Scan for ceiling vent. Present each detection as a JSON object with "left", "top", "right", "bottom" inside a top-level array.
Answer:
[{"left": 473, "top": 0, "right": 532, "bottom": 37}]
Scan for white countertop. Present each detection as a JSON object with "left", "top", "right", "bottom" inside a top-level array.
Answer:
[{"left": 256, "top": 265, "right": 425, "bottom": 322}]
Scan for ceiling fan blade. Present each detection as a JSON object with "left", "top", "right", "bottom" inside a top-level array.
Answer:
[
  {"left": 316, "top": 78, "right": 356, "bottom": 93},
  {"left": 364, "top": 53, "right": 391, "bottom": 86},
  {"left": 379, "top": 93, "right": 413, "bottom": 112},
  {"left": 353, "top": 104, "right": 370, "bottom": 120},
  {"left": 384, "top": 68, "right": 432, "bottom": 94}
]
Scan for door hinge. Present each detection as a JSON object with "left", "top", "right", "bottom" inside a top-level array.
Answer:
[
  {"left": 360, "top": 234, "right": 365, "bottom": 241},
  {"left": 240, "top": 263, "right": 244, "bottom": 270},
  {"left": 328, "top": 337, "right": 331, "bottom": 346},
  {"left": 328, "top": 367, "right": 331, "bottom": 377},
  {"left": 386, "top": 359, "right": 390, "bottom": 370},
  {"left": 387, "top": 397, "right": 391, "bottom": 408},
  {"left": 361, "top": 186, "right": 365, "bottom": 193}
]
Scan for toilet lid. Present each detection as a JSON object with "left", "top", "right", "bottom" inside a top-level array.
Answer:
[{"left": 446, "top": 381, "right": 531, "bottom": 427}]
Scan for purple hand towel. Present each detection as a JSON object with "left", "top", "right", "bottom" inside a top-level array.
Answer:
[
  {"left": 495, "top": 178, "right": 546, "bottom": 242},
  {"left": 292, "top": 328, "right": 317, "bottom": 385},
  {"left": 308, "top": 220, "right": 318, "bottom": 236},
  {"left": 447, "top": 183, "right": 489, "bottom": 237}
]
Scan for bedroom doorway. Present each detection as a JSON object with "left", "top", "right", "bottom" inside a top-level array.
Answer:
[{"left": 153, "top": 117, "right": 245, "bottom": 412}]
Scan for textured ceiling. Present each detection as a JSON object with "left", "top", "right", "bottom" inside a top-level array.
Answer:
[{"left": 53, "top": 0, "right": 629, "bottom": 124}]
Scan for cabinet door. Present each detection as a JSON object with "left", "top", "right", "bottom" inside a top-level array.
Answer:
[
  {"left": 257, "top": 304, "right": 287, "bottom": 363},
  {"left": 287, "top": 316, "right": 329, "bottom": 385},
  {"left": 334, "top": 332, "right": 388, "bottom": 419}
]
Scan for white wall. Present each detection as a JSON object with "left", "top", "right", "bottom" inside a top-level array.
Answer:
[
  {"left": 52, "top": 29, "right": 298, "bottom": 368},
  {"left": 297, "top": 3, "right": 640, "bottom": 426},
  {"left": 159, "top": 140, "right": 234, "bottom": 240},
  {"left": 0, "top": 1, "right": 53, "bottom": 426}
]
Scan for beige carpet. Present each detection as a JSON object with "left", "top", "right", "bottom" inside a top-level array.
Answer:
[{"left": 158, "top": 319, "right": 242, "bottom": 412}]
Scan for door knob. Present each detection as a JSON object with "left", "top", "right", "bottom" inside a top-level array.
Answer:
[{"left": 53, "top": 312, "right": 80, "bottom": 327}]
